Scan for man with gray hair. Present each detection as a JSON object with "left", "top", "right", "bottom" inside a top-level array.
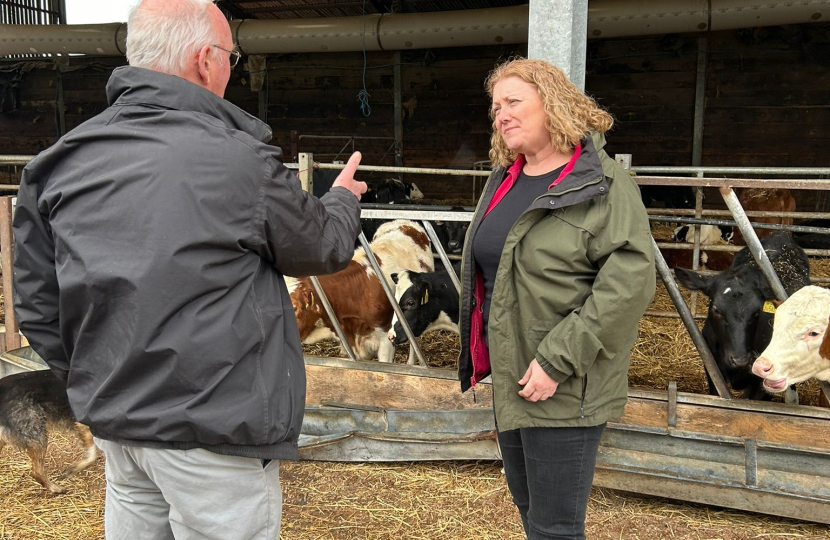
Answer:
[{"left": 13, "top": 0, "right": 366, "bottom": 538}]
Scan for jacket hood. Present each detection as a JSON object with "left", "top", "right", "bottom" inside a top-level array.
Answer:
[{"left": 106, "top": 66, "right": 273, "bottom": 144}]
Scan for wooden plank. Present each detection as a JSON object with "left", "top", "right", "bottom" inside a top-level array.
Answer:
[
  {"left": 304, "top": 356, "right": 493, "bottom": 411},
  {"left": 0, "top": 197, "right": 20, "bottom": 352},
  {"left": 618, "top": 395, "right": 830, "bottom": 452}
]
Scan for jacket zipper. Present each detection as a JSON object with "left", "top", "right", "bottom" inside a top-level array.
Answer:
[
  {"left": 533, "top": 176, "right": 605, "bottom": 204},
  {"left": 580, "top": 374, "right": 588, "bottom": 418}
]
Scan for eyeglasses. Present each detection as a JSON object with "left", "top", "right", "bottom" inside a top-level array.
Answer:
[{"left": 211, "top": 44, "right": 241, "bottom": 68}]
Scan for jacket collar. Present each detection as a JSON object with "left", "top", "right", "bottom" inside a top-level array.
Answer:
[
  {"left": 105, "top": 66, "right": 273, "bottom": 144},
  {"left": 546, "top": 131, "right": 607, "bottom": 195}
]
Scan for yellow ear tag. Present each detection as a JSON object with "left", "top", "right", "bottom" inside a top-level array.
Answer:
[
  {"left": 762, "top": 300, "right": 776, "bottom": 314},
  {"left": 421, "top": 289, "right": 429, "bottom": 305}
]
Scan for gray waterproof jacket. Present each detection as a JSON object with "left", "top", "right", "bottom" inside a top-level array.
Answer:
[{"left": 13, "top": 66, "right": 361, "bottom": 460}]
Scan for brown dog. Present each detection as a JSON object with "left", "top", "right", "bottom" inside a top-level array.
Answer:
[{"left": 0, "top": 369, "right": 97, "bottom": 493}]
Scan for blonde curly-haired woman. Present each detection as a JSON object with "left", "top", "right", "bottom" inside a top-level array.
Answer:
[{"left": 457, "top": 58, "right": 655, "bottom": 540}]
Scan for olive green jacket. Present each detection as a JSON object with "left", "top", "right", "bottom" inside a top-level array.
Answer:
[{"left": 458, "top": 132, "right": 655, "bottom": 430}]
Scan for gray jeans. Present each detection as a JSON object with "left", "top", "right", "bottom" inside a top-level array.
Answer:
[{"left": 95, "top": 438, "right": 282, "bottom": 540}]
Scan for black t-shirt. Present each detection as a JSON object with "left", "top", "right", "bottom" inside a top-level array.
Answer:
[{"left": 473, "top": 165, "right": 565, "bottom": 341}]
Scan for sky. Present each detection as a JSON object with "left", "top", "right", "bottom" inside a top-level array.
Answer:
[{"left": 65, "top": 0, "right": 134, "bottom": 24}]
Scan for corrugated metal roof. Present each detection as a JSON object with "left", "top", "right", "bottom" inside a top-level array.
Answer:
[{"left": 217, "top": 0, "right": 527, "bottom": 20}]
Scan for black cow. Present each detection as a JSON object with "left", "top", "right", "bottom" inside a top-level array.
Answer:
[
  {"left": 640, "top": 186, "right": 695, "bottom": 209},
  {"left": 675, "top": 231, "right": 810, "bottom": 400},
  {"left": 374, "top": 178, "right": 423, "bottom": 204},
  {"left": 387, "top": 269, "right": 460, "bottom": 355},
  {"left": 443, "top": 221, "right": 469, "bottom": 255}
]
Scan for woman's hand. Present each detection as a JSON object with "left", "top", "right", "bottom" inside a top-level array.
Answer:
[{"left": 518, "top": 359, "right": 559, "bottom": 402}]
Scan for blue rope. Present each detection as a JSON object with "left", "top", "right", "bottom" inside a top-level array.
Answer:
[{"left": 358, "top": 0, "right": 371, "bottom": 116}]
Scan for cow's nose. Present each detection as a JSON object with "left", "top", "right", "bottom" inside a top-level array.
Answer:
[
  {"left": 448, "top": 241, "right": 459, "bottom": 249},
  {"left": 387, "top": 330, "right": 396, "bottom": 342},
  {"left": 752, "top": 357, "right": 774, "bottom": 378}
]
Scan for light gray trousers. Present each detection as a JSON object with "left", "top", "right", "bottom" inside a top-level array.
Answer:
[{"left": 95, "top": 438, "right": 282, "bottom": 540}]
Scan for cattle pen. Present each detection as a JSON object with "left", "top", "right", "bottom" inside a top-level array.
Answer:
[{"left": 2, "top": 156, "right": 830, "bottom": 526}]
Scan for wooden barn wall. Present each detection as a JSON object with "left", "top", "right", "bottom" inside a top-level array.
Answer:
[{"left": 1, "top": 22, "right": 829, "bottom": 200}]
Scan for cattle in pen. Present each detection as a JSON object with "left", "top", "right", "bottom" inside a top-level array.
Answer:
[
  {"left": 732, "top": 188, "right": 796, "bottom": 246},
  {"left": 675, "top": 231, "right": 810, "bottom": 401},
  {"left": 287, "top": 220, "right": 434, "bottom": 362},
  {"left": 752, "top": 285, "right": 830, "bottom": 392},
  {"left": 388, "top": 269, "right": 460, "bottom": 364}
]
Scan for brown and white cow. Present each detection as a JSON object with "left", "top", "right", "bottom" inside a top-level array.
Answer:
[
  {"left": 752, "top": 285, "right": 830, "bottom": 392},
  {"left": 286, "top": 220, "right": 434, "bottom": 362},
  {"left": 732, "top": 188, "right": 796, "bottom": 246}
]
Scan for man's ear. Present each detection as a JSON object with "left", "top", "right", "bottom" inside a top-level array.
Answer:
[{"left": 196, "top": 45, "right": 213, "bottom": 87}]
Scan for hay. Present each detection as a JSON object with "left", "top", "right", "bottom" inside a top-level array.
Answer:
[
  {"left": 0, "top": 433, "right": 105, "bottom": 540},
  {"left": 2, "top": 437, "right": 829, "bottom": 540}
]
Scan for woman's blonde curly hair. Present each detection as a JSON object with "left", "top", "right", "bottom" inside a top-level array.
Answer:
[{"left": 485, "top": 58, "right": 613, "bottom": 168}]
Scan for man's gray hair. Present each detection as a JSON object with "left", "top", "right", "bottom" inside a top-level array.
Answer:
[{"left": 126, "top": 0, "right": 221, "bottom": 75}]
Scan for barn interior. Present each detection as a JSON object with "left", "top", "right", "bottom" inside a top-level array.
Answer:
[
  {"left": 2, "top": 1, "right": 830, "bottom": 203},
  {"left": 2, "top": 0, "right": 830, "bottom": 531}
]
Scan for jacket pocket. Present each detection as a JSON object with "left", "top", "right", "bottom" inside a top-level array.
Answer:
[{"left": 580, "top": 374, "right": 588, "bottom": 418}]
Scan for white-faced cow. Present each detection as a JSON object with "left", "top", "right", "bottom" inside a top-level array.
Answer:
[
  {"left": 387, "top": 269, "right": 460, "bottom": 364},
  {"left": 752, "top": 285, "right": 830, "bottom": 392},
  {"left": 675, "top": 231, "right": 810, "bottom": 400},
  {"left": 287, "top": 220, "right": 434, "bottom": 362}
]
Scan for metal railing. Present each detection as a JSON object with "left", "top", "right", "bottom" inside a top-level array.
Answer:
[{"left": 2, "top": 153, "right": 829, "bottom": 401}]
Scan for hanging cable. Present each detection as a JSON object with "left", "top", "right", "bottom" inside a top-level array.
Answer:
[{"left": 357, "top": 0, "right": 371, "bottom": 116}]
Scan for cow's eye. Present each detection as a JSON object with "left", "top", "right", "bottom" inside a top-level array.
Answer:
[
  {"left": 808, "top": 331, "right": 821, "bottom": 337},
  {"left": 711, "top": 305, "right": 722, "bottom": 318},
  {"left": 405, "top": 299, "right": 416, "bottom": 309}
]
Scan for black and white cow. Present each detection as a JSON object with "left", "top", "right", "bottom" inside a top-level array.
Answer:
[
  {"left": 388, "top": 269, "right": 460, "bottom": 364},
  {"left": 675, "top": 231, "right": 810, "bottom": 400},
  {"left": 374, "top": 178, "right": 423, "bottom": 204}
]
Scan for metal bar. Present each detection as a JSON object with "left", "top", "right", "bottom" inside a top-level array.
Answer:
[
  {"left": 745, "top": 439, "right": 758, "bottom": 487},
  {"left": 298, "top": 135, "right": 395, "bottom": 141},
  {"left": 649, "top": 208, "right": 830, "bottom": 219},
  {"left": 650, "top": 214, "right": 830, "bottom": 235},
  {"left": 316, "top": 162, "right": 492, "bottom": 177},
  {"left": 0, "top": 156, "right": 36, "bottom": 165},
  {"left": 691, "top": 36, "right": 707, "bottom": 167},
  {"left": 55, "top": 63, "right": 65, "bottom": 136},
  {"left": 719, "top": 187, "right": 788, "bottom": 302},
  {"left": 393, "top": 51, "right": 403, "bottom": 171},
  {"left": 820, "top": 381, "right": 830, "bottom": 405},
  {"left": 420, "top": 220, "right": 460, "bottom": 293},
  {"left": 0, "top": 197, "right": 21, "bottom": 353},
  {"left": 361, "top": 208, "right": 473, "bottom": 222},
  {"left": 298, "top": 152, "right": 313, "bottom": 195},
  {"left": 689, "top": 180, "right": 703, "bottom": 316},
  {"left": 633, "top": 166, "right": 830, "bottom": 175},
  {"left": 635, "top": 177, "right": 830, "bottom": 190},
  {"left": 652, "top": 236, "right": 732, "bottom": 399},
  {"left": 644, "top": 310, "right": 706, "bottom": 320},
  {"left": 308, "top": 276, "right": 358, "bottom": 361},
  {"left": 667, "top": 381, "right": 677, "bottom": 428},
  {"left": 655, "top": 242, "right": 830, "bottom": 258},
  {"left": 356, "top": 232, "right": 427, "bottom": 367}
]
